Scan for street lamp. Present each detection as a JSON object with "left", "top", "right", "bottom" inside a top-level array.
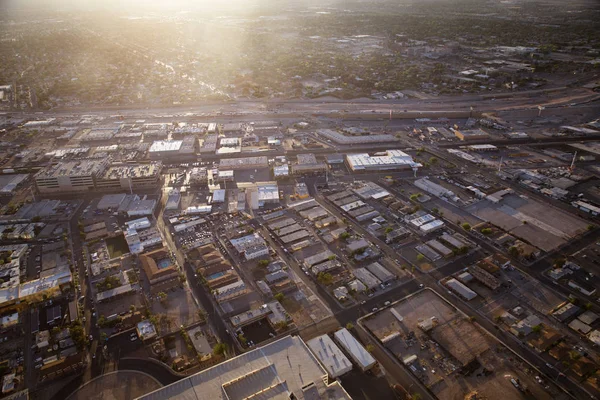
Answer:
[{"left": 538, "top": 105, "right": 545, "bottom": 117}]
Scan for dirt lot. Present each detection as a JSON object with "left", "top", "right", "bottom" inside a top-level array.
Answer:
[
  {"left": 362, "top": 290, "right": 568, "bottom": 400},
  {"left": 150, "top": 285, "right": 201, "bottom": 332}
]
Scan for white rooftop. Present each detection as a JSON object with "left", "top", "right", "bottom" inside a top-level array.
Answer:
[{"left": 137, "top": 335, "right": 329, "bottom": 400}]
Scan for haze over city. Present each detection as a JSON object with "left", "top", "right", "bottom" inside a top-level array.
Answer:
[{"left": 0, "top": 1, "right": 599, "bottom": 400}]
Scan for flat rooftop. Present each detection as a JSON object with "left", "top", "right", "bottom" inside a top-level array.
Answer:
[
  {"left": 149, "top": 140, "right": 182, "bottom": 153},
  {"left": 36, "top": 159, "right": 107, "bottom": 179},
  {"left": 137, "top": 335, "right": 328, "bottom": 400},
  {"left": 102, "top": 163, "right": 161, "bottom": 179}
]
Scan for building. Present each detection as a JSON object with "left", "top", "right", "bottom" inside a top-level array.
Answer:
[
  {"left": 317, "top": 129, "right": 398, "bottom": 144},
  {"left": 292, "top": 154, "right": 328, "bottom": 175},
  {"left": 295, "top": 183, "right": 310, "bottom": 199},
  {"left": 35, "top": 159, "right": 109, "bottom": 194},
  {"left": 414, "top": 178, "right": 455, "bottom": 199},
  {"left": 139, "top": 248, "right": 179, "bottom": 287},
  {"left": 346, "top": 150, "right": 420, "bottom": 172},
  {"left": 219, "top": 156, "right": 268, "bottom": 170},
  {"left": 334, "top": 328, "right": 376, "bottom": 372},
  {"left": 445, "top": 278, "right": 477, "bottom": 300},
  {"left": 365, "top": 262, "right": 395, "bottom": 283},
  {"left": 273, "top": 164, "right": 289, "bottom": 178},
  {"left": 352, "top": 268, "right": 381, "bottom": 290},
  {"left": 137, "top": 335, "right": 351, "bottom": 400},
  {"left": 246, "top": 184, "right": 279, "bottom": 210},
  {"left": 148, "top": 136, "right": 196, "bottom": 160},
  {"left": 189, "top": 167, "right": 208, "bottom": 186},
  {"left": 307, "top": 334, "right": 353, "bottom": 378},
  {"left": 454, "top": 128, "right": 490, "bottom": 141},
  {"left": 96, "top": 162, "right": 162, "bottom": 191},
  {"left": 230, "top": 233, "right": 269, "bottom": 260}
]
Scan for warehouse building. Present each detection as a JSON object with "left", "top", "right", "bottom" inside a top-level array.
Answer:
[
  {"left": 137, "top": 335, "right": 351, "bottom": 400},
  {"left": 307, "top": 334, "right": 353, "bottom": 378},
  {"left": 35, "top": 159, "right": 109, "bottom": 194},
  {"left": 334, "top": 328, "right": 376, "bottom": 372},
  {"left": 96, "top": 162, "right": 162, "bottom": 191},
  {"left": 219, "top": 156, "right": 268, "bottom": 170},
  {"left": 346, "top": 150, "right": 420, "bottom": 172},
  {"left": 292, "top": 153, "right": 328, "bottom": 175}
]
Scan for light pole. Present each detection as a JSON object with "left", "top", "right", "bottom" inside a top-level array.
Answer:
[{"left": 538, "top": 105, "right": 545, "bottom": 117}]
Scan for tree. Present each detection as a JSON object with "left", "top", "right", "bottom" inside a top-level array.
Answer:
[
  {"left": 587, "top": 224, "right": 594, "bottom": 231},
  {"left": 158, "top": 292, "right": 168, "bottom": 304},
  {"left": 346, "top": 322, "right": 354, "bottom": 330},
  {"left": 31, "top": 216, "right": 42, "bottom": 223},
  {"left": 461, "top": 223, "right": 471, "bottom": 231},
  {"left": 274, "top": 293, "right": 285, "bottom": 302},
  {"left": 257, "top": 259, "right": 270, "bottom": 268},
  {"left": 508, "top": 246, "right": 520, "bottom": 258},
  {"left": 553, "top": 257, "right": 566, "bottom": 268},
  {"left": 69, "top": 322, "right": 87, "bottom": 350},
  {"left": 366, "top": 343, "right": 375, "bottom": 353},
  {"left": 569, "top": 350, "right": 581, "bottom": 361},
  {"left": 429, "top": 157, "right": 438, "bottom": 165},
  {"left": 213, "top": 342, "right": 227, "bottom": 356},
  {"left": 317, "top": 272, "right": 333, "bottom": 285},
  {"left": 532, "top": 324, "right": 543, "bottom": 334},
  {"left": 384, "top": 227, "right": 394, "bottom": 234},
  {"left": 416, "top": 254, "right": 425, "bottom": 262},
  {"left": 481, "top": 228, "right": 492, "bottom": 235},
  {"left": 339, "top": 232, "right": 350, "bottom": 240}
]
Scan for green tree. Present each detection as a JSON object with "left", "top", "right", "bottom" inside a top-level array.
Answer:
[
  {"left": 508, "top": 246, "right": 520, "bottom": 257},
  {"left": 339, "top": 232, "right": 350, "bottom": 240},
  {"left": 532, "top": 324, "right": 543, "bottom": 334},
  {"left": 274, "top": 293, "right": 285, "bottom": 302},
  {"left": 158, "top": 292, "right": 168, "bottom": 303},
  {"left": 416, "top": 254, "right": 425, "bottom": 262},
  {"left": 346, "top": 322, "right": 354, "bottom": 330},
  {"left": 481, "top": 228, "right": 492, "bottom": 235},
  {"left": 31, "top": 215, "right": 42, "bottom": 223},
  {"left": 461, "top": 223, "right": 471, "bottom": 231},
  {"left": 366, "top": 344, "right": 375, "bottom": 353},
  {"left": 257, "top": 259, "right": 270, "bottom": 268},
  {"left": 384, "top": 227, "right": 394, "bottom": 234},
  {"left": 213, "top": 342, "right": 227, "bottom": 356}
]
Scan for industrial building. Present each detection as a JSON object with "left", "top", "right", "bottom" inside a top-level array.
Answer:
[
  {"left": 414, "top": 178, "right": 455, "bottom": 199},
  {"left": 334, "top": 328, "right": 376, "bottom": 372},
  {"left": 35, "top": 159, "right": 109, "bottom": 194},
  {"left": 219, "top": 156, "right": 268, "bottom": 170},
  {"left": 96, "top": 162, "right": 162, "bottom": 191},
  {"left": 346, "top": 150, "right": 420, "bottom": 172},
  {"left": 291, "top": 153, "right": 328, "bottom": 175},
  {"left": 317, "top": 129, "right": 399, "bottom": 144},
  {"left": 136, "top": 335, "right": 351, "bottom": 400},
  {"left": 148, "top": 136, "right": 196, "bottom": 160},
  {"left": 246, "top": 184, "right": 279, "bottom": 209},
  {"left": 445, "top": 278, "right": 477, "bottom": 300},
  {"left": 454, "top": 128, "right": 490, "bottom": 141},
  {"left": 307, "top": 334, "right": 353, "bottom": 378}
]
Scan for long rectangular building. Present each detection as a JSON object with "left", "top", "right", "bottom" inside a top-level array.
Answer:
[
  {"left": 35, "top": 159, "right": 109, "bottom": 194},
  {"left": 334, "top": 328, "right": 376, "bottom": 371}
]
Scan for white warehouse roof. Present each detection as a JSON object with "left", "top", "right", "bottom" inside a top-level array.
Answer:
[
  {"left": 334, "top": 328, "right": 376, "bottom": 371},
  {"left": 307, "top": 334, "right": 353, "bottom": 378}
]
